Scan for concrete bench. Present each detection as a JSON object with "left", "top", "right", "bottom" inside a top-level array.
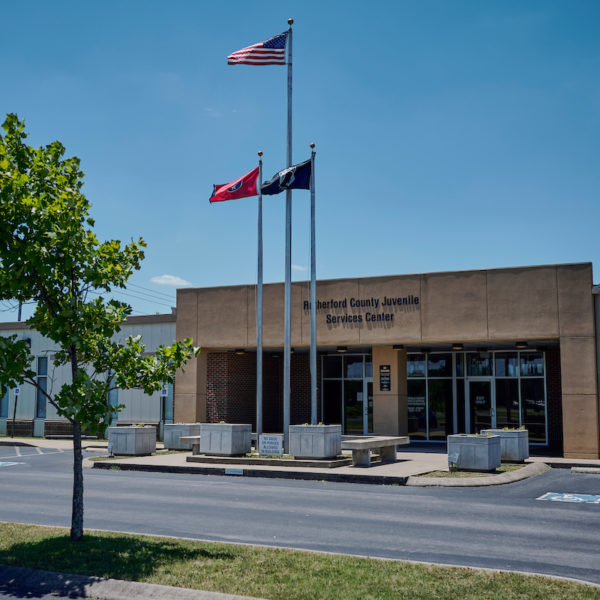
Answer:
[
  {"left": 342, "top": 436, "right": 409, "bottom": 467},
  {"left": 179, "top": 435, "right": 202, "bottom": 455}
]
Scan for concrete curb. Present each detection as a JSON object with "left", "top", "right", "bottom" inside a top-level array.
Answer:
[
  {"left": 572, "top": 466, "right": 600, "bottom": 474},
  {"left": 406, "top": 462, "right": 548, "bottom": 486},
  {"left": 0, "top": 564, "right": 265, "bottom": 600},
  {"left": 0, "top": 440, "right": 35, "bottom": 447},
  {"left": 91, "top": 460, "right": 409, "bottom": 485}
]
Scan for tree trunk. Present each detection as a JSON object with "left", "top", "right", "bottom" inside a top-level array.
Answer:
[
  {"left": 70, "top": 419, "right": 84, "bottom": 541},
  {"left": 69, "top": 342, "right": 84, "bottom": 542}
]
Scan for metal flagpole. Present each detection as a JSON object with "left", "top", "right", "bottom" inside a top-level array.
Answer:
[
  {"left": 283, "top": 18, "right": 293, "bottom": 450},
  {"left": 257, "top": 151, "right": 264, "bottom": 437},
  {"left": 310, "top": 143, "right": 317, "bottom": 424}
]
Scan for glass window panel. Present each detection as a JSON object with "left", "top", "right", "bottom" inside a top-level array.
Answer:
[
  {"left": 323, "top": 356, "right": 342, "bottom": 379},
  {"left": 521, "top": 379, "right": 546, "bottom": 443},
  {"left": 344, "top": 356, "right": 363, "bottom": 379},
  {"left": 407, "top": 380, "right": 427, "bottom": 439},
  {"left": 495, "top": 352, "right": 519, "bottom": 377},
  {"left": 367, "top": 381, "right": 373, "bottom": 433},
  {"left": 428, "top": 379, "right": 453, "bottom": 440},
  {"left": 37, "top": 356, "right": 48, "bottom": 377},
  {"left": 467, "top": 352, "right": 492, "bottom": 376},
  {"left": 495, "top": 379, "right": 520, "bottom": 429},
  {"left": 323, "top": 380, "right": 342, "bottom": 425},
  {"left": 163, "top": 383, "right": 174, "bottom": 422},
  {"left": 428, "top": 353, "right": 452, "bottom": 377},
  {"left": 0, "top": 390, "right": 8, "bottom": 418},
  {"left": 36, "top": 377, "right": 47, "bottom": 419},
  {"left": 407, "top": 354, "right": 426, "bottom": 378},
  {"left": 455, "top": 354, "right": 464, "bottom": 378},
  {"left": 365, "top": 359, "right": 373, "bottom": 378},
  {"left": 520, "top": 353, "right": 544, "bottom": 377},
  {"left": 456, "top": 379, "right": 465, "bottom": 433},
  {"left": 469, "top": 380, "right": 492, "bottom": 433},
  {"left": 344, "top": 380, "right": 364, "bottom": 435}
]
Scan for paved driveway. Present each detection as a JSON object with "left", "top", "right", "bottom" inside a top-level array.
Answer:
[{"left": 1, "top": 445, "right": 599, "bottom": 584}]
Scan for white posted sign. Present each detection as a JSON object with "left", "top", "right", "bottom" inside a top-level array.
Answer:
[{"left": 259, "top": 434, "right": 284, "bottom": 456}]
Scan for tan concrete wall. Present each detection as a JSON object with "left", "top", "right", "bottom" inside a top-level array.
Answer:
[
  {"left": 371, "top": 347, "right": 408, "bottom": 436},
  {"left": 174, "top": 263, "right": 599, "bottom": 457},
  {"left": 487, "top": 266, "right": 559, "bottom": 340},
  {"left": 180, "top": 264, "right": 592, "bottom": 349},
  {"left": 174, "top": 289, "right": 199, "bottom": 423},
  {"left": 557, "top": 266, "right": 599, "bottom": 458}
]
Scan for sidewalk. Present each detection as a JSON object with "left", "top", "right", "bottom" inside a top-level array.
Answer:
[
  {"left": 5, "top": 436, "right": 600, "bottom": 487},
  {"left": 0, "top": 436, "right": 109, "bottom": 450},
  {"left": 90, "top": 448, "right": 450, "bottom": 484},
  {"left": 0, "top": 564, "right": 264, "bottom": 600}
]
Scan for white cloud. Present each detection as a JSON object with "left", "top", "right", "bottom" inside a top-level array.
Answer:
[
  {"left": 150, "top": 274, "right": 192, "bottom": 287},
  {"left": 292, "top": 264, "right": 307, "bottom": 272}
]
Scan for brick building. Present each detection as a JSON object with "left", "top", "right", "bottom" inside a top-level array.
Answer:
[{"left": 175, "top": 263, "right": 600, "bottom": 459}]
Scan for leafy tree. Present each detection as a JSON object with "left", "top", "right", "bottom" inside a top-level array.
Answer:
[{"left": 0, "top": 114, "right": 198, "bottom": 540}]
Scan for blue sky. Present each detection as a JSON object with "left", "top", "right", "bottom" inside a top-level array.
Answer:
[{"left": 1, "top": 1, "right": 599, "bottom": 318}]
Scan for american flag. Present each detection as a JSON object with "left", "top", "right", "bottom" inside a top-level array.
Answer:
[{"left": 228, "top": 32, "right": 288, "bottom": 66}]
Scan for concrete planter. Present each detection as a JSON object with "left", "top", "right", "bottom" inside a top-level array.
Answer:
[
  {"left": 200, "top": 423, "right": 251, "bottom": 456},
  {"left": 481, "top": 429, "right": 529, "bottom": 462},
  {"left": 289, "top": 424, "right": 342, "bottom": 459},
  {"left": 447, "top": 434, "right": 501, "bottom": 471},
  {"left": 107, "top": 426, "right": 156, "bottom": 456},
  {"left": 164, "top": 423, "right": 202, "bottom": 450}
]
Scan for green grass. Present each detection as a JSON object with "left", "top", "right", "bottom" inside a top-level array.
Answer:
[
  {"left": 419, "top": 464, "right": 527, "bottom": 478},
  {"left": 88, "top": 449, "right": 179, "bottom": 462},
  {"left": 0, "top": 522, "right": 598, "bottom": 599}
]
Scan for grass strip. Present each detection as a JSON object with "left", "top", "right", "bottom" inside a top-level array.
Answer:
[
  {"left": 0, "top": 522, "right": 597, "bottom": 600},
  {"left": 418, "top": 464, "right": 527, "bottom": 478}
]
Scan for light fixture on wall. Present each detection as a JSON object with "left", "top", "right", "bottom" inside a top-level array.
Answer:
[
  {"left": 451, "top": 343, "right": 464, "bottom": 351},
  {"left": 234, "top": 349, "right": 246, "bottom": 355},
  {"left": 336, "top": 346, "right": 348, "bottom": 353},
  {"left": 515, "top": 341, "right": 528, "bottom": 349},
  {"left": 392, "top": 344, "right": 404, "bottom": 350}
]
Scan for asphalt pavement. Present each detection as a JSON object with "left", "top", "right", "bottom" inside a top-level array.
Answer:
[{"left": 1, "top": 442, "right": 600, "bottom": 588}]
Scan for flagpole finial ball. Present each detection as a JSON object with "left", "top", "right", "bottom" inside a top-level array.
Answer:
[
  {"left": 258, "top": 151, "right": 263, "bottom": 157},
  {"left": 288, "top": 18, "right": 294, "bottom": 25},
  {"left": 310, "top": 143, "right": 315, "bottom": 149}
]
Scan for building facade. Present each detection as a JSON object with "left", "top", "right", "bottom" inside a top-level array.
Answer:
[
  {"left": 0, "top": 314, "right": 176, "bottom": 437},
  {"left": 175, "top": 262, "right": 600, "bottom": 459}
]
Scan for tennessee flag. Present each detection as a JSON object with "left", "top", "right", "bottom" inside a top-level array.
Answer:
[{"left": 210, "top": 167, "right": 259, "bottom": 203}]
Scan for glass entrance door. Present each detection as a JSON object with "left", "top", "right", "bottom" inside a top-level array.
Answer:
[
  {"left": 343, "top": 379, "right": 373, "bottom": 435},
  {"left": 467, "top": 378, "right": 495, "bottom": 433},
  {"left": 344, "top": 380, "right": 364, "bottom": 435}
]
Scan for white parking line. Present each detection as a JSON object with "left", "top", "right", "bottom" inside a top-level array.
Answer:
[
  {"left": 0, "top": 449, "right": 68, "bottom": 460},
  {"left": 15, "top": 447, "right": 21, "bottom": 457},
  {"left": 36, "top": 447, "right": 42, "bottom": 454}
]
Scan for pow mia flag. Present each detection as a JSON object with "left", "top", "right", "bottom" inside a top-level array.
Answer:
[{"left": 261, "top": 158, "right": 311, "bottom": 195}]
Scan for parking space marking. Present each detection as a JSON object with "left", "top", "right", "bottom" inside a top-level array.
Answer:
[
  {"left": 0, "top": 448, "right": 66, "bottom": 460},
  {"left": 537, "top": 492, "right": 600, "bottom": 504},
  {"left": 0, "top": 462, "right": 25, "bottom": 467}
]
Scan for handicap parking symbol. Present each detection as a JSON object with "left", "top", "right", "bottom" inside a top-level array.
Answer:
[
  {"left": 537, "top": 492, "right": 600, "bottom": 504},
  {"left": 0, "top": 462, "right": 23, "bottom": 468}
]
